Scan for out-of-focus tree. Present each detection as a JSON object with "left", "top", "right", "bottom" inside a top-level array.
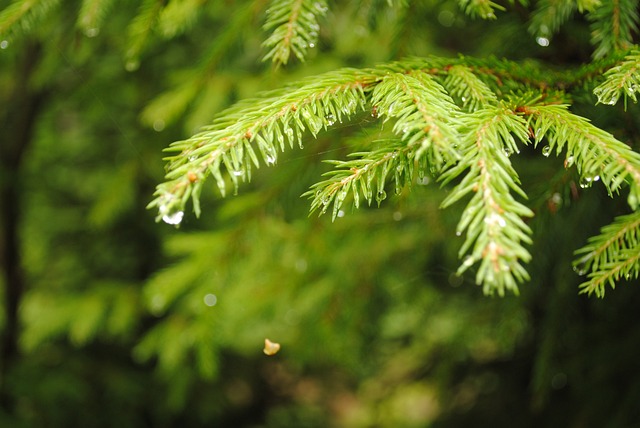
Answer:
[{"left": 1, "top": 1, "right": 640, "bottom": 427}]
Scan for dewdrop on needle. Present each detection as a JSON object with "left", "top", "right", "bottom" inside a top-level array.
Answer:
[{"left": 263, "top": 338, "right": 281, "bottom": 356}]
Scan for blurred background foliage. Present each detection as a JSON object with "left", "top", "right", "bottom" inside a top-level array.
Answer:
[{"left": 1, "top": 0, "right": 640, "bottom": 426}]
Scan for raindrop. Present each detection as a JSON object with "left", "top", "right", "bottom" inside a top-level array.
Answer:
[
  {"left": 295, "top": 258, "right": 308, "bottom": 272},
  {"left": 309, "top": 42, "right": 315, "bottom": 48},
  {"left": 266, "top": 154, "right": 276, "bottom": 165},
  {"left": 573, "top": 264, "right": 587, "bottom": 276},
  {"left": 232, "top": 168, "right": 244, "bottom": 177},
  {"left": 153, "top": 119, "right": 165, "bottom": 132},
  {"left": 456, "top": 230, "right": 462, "bottom": 237},
  {"left": 204, "top": 294, "right": 217, "bottom": 307},
  {"left": 536, "top": 37, "right": 550, "bottom": 47},
  {"left": 325, "top": 114, "right": 335, "bottom": 126},
  {"left": 285, "top": 127, "right": 294, "bottom": 140},
  {"left": 0, "top": 40, "right": 9, "bottom": 49},
  {"left": 564, "top": 154, "right": 575, "bottom": 168},
  {"left": 503, "top": 147, "right": 513, "bottom": 157},
  {"left": 162, "top": 210, "right": 184, "bottom": 225},
  {"left": 314, "top": 2, "right": 328, "bottom": 13},
  {"left": 85, "top": 27, "right": 99, "bottom": 37},
  {"left": 337, "top": 210, "right": 345, "bottom": 218},
  {"left": 417, "top": 176, "right": 430, "bottom": 186},
  {"left": 485, "top": 213, "right": 506, "bottom": 228},
  {"left": 376, "top": 190, "right": 387, "bottom": 203},
  {"left": 579, "top": 174, "right": 599, "bottom": 188},
  {"left": 387, "top": 102, "right": 396, "bottom": 116},
  {"left": 437, "top": 10, "right": 455, "bottom": 27},
  {"left": 542, "top": 145, "right": 551, "bottom": 157},
  {"left": 125, "top": 59, "right": 140, "bottom": 72}
]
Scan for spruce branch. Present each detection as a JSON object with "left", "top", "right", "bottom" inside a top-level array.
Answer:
[
  {"left": 141, "top": 3, "right": 259, "bottom": 128},
  {"left": 528, "top": 0, "right": 576, "bottom": 39},
  {"left": 458, "top": 0, "right": 506, "bottom": 19},
  {"left": 157, "top": 0, "right": 205, "bottom": 38},
  {"left": 440, "top": 105, "right": 533, "bottom": 296},
  {"left": 262, "top": 0, "right": 327, "bottom": 66},
  {"left": 125, "top": 0, "right": 163, "bottom": 62},
  {"left": 147, "top": 68, "right": 375, "bottom": 223},
  {"left": 304, "top": 70, "right": 462, "bottom": 219},
  {"left": 588, "top": 0, "right": 639, "bottom": 59},
  {"left": 442, "top": 65, "right": 498, "bottom": 112},
  {"left": 574, "top": 211, "right": 640, "bottom": 297},
  {"left": 522, "top": 103, "right": 640, "bottom": 196},
  {"left": 77, "top": 0, "right": 115, "bottom": 37},
  {"left": 592, "top": 48, "right": 640, "bottom": 106},
  {"left": 0, "top": 0, "right": 61, "bottom": 41}
]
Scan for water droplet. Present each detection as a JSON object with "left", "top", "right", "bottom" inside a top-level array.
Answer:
[
  {"left": 309, "top": 42, "right": 315, "bottom": 48},
  {"left": 150, "top": 295, "right": 165, "bottom": 314},
  {"left": 503, "top": 147, "right": 513, "bottom": 157},
  {"left": 85, "top": 27, "right": 99, "bottom": 37},
  {"left": 485, "top": 213, "right": 506, "bottom": 228},
  {"left": 564, "top": 154, "right": 575, "bottom": 168},
  {"left": 0, "top": 40, "right": 9, "bottom": 49},
  {"left": 551, "top": 192, "right": 562, "bottom": 205},
  {"left": 162, "top": 210, "right": 184, "bottom": 225},
  {"left": 536, "top": 37, "right": 550, "bottom": 47},
  {"left": 266, "top": 154, "right": 276, "bottom": 165},
  {"left": 573, "top": 264, "right": 587, "bottom": 276},
  {"left": 314, "top": 1, "right": 328, "bottom": 13},
  {"left": 417, "top": 176, "right": 430, "bottom": 186},
  {"left": 337, "top": 210, "right": 345, "bottom": 218},
  {"left": 387, "top": 102, "right": 396, "bottom": 116},
  {"left": 204, "top": 294, "right": 217, "bottom": 307},
  {"left": 232, "top": 168, "right": 244, "bottom": 177},
  {"left": 376, "top": 190, "right": 387, "bottom": 202},
  {"left": 153, "top": 119, "right": 165, "bottom": 132},
  {"left": 456, "top": 231, "right": 462, "bottom": 236},
  {"left": 325, "top": 114, "right": 335, "bottom": 126},
  {"left": 462, "top": 256, "right": 474, "bottom": 267},
  {"left": 542, "top": 145, "right": 551, "bottom": 157},
  {"left": 295, "top": 258, "right": 308, "bottom": 272},
  {"left": 125, "top": 59, "right": 140, "bottom": 72},
  {"left": 285, "top": 126, "right": 294, "bottom": 140}
]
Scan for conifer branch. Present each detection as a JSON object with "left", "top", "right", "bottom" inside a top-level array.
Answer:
[
  {"left": 125, "top": 0, "right": 163, "bottom": 62},
  {"left": 588, "top": 0, "right": 639, "bottom": 59},
  {"left": 574, "top": 211, "right": 640, "bottom": 297},
  {"left": 0, "top": 0, "right": 61, "bottom": 40},
  {"left": 458, "top": 0, "right": 506, "bottom": 19},
  {"left": 304, "top": 71, "right": 462, "bottom": 219},
  {"left": 592, "top": 48, "right": 640, "bottom": 106},
  {"left": 157, "top": 0, "right": 205, "bottom": 38},
  {"left": 522, "top": 103, "right": 640, "bottom": 195},
  {"left": 262, "top": 0, "right": 327, "bottom": 66},
  {"left": 150, "top": 56, "right": 640, "bottom": 296},
  {"left": 77, "top": 0, "right": 115, "bottom": 36},
  {"left": 148, "top": 68, "right": 374, "bottom": 222},
  {"left": 440, "top": 105, "right": 533, "bottom": 296},
  {"left": 140, "top": 3, "right": 259, "bottom": 127},
  {"left": 442, "top": 65, "right": 498, "bottom": 112},
  {"left": 528, "top": 0, "right": 576, "bottom": 39}
]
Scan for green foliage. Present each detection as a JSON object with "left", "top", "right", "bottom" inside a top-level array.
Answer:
[
  {"left": 148, "top": 51, "right": 640, "bottom": 295},
  {"left": 0, "top": 0, "right": 61, "bottom": 41},
  {"left": 588, "top": 0, "right": 639, "bottom": 59},
  {"left": 5, "top": 0, "right": 640, "bottom": 426},
  {"left": 262, "top": 0, "right": 327, "bottom": 66}
]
